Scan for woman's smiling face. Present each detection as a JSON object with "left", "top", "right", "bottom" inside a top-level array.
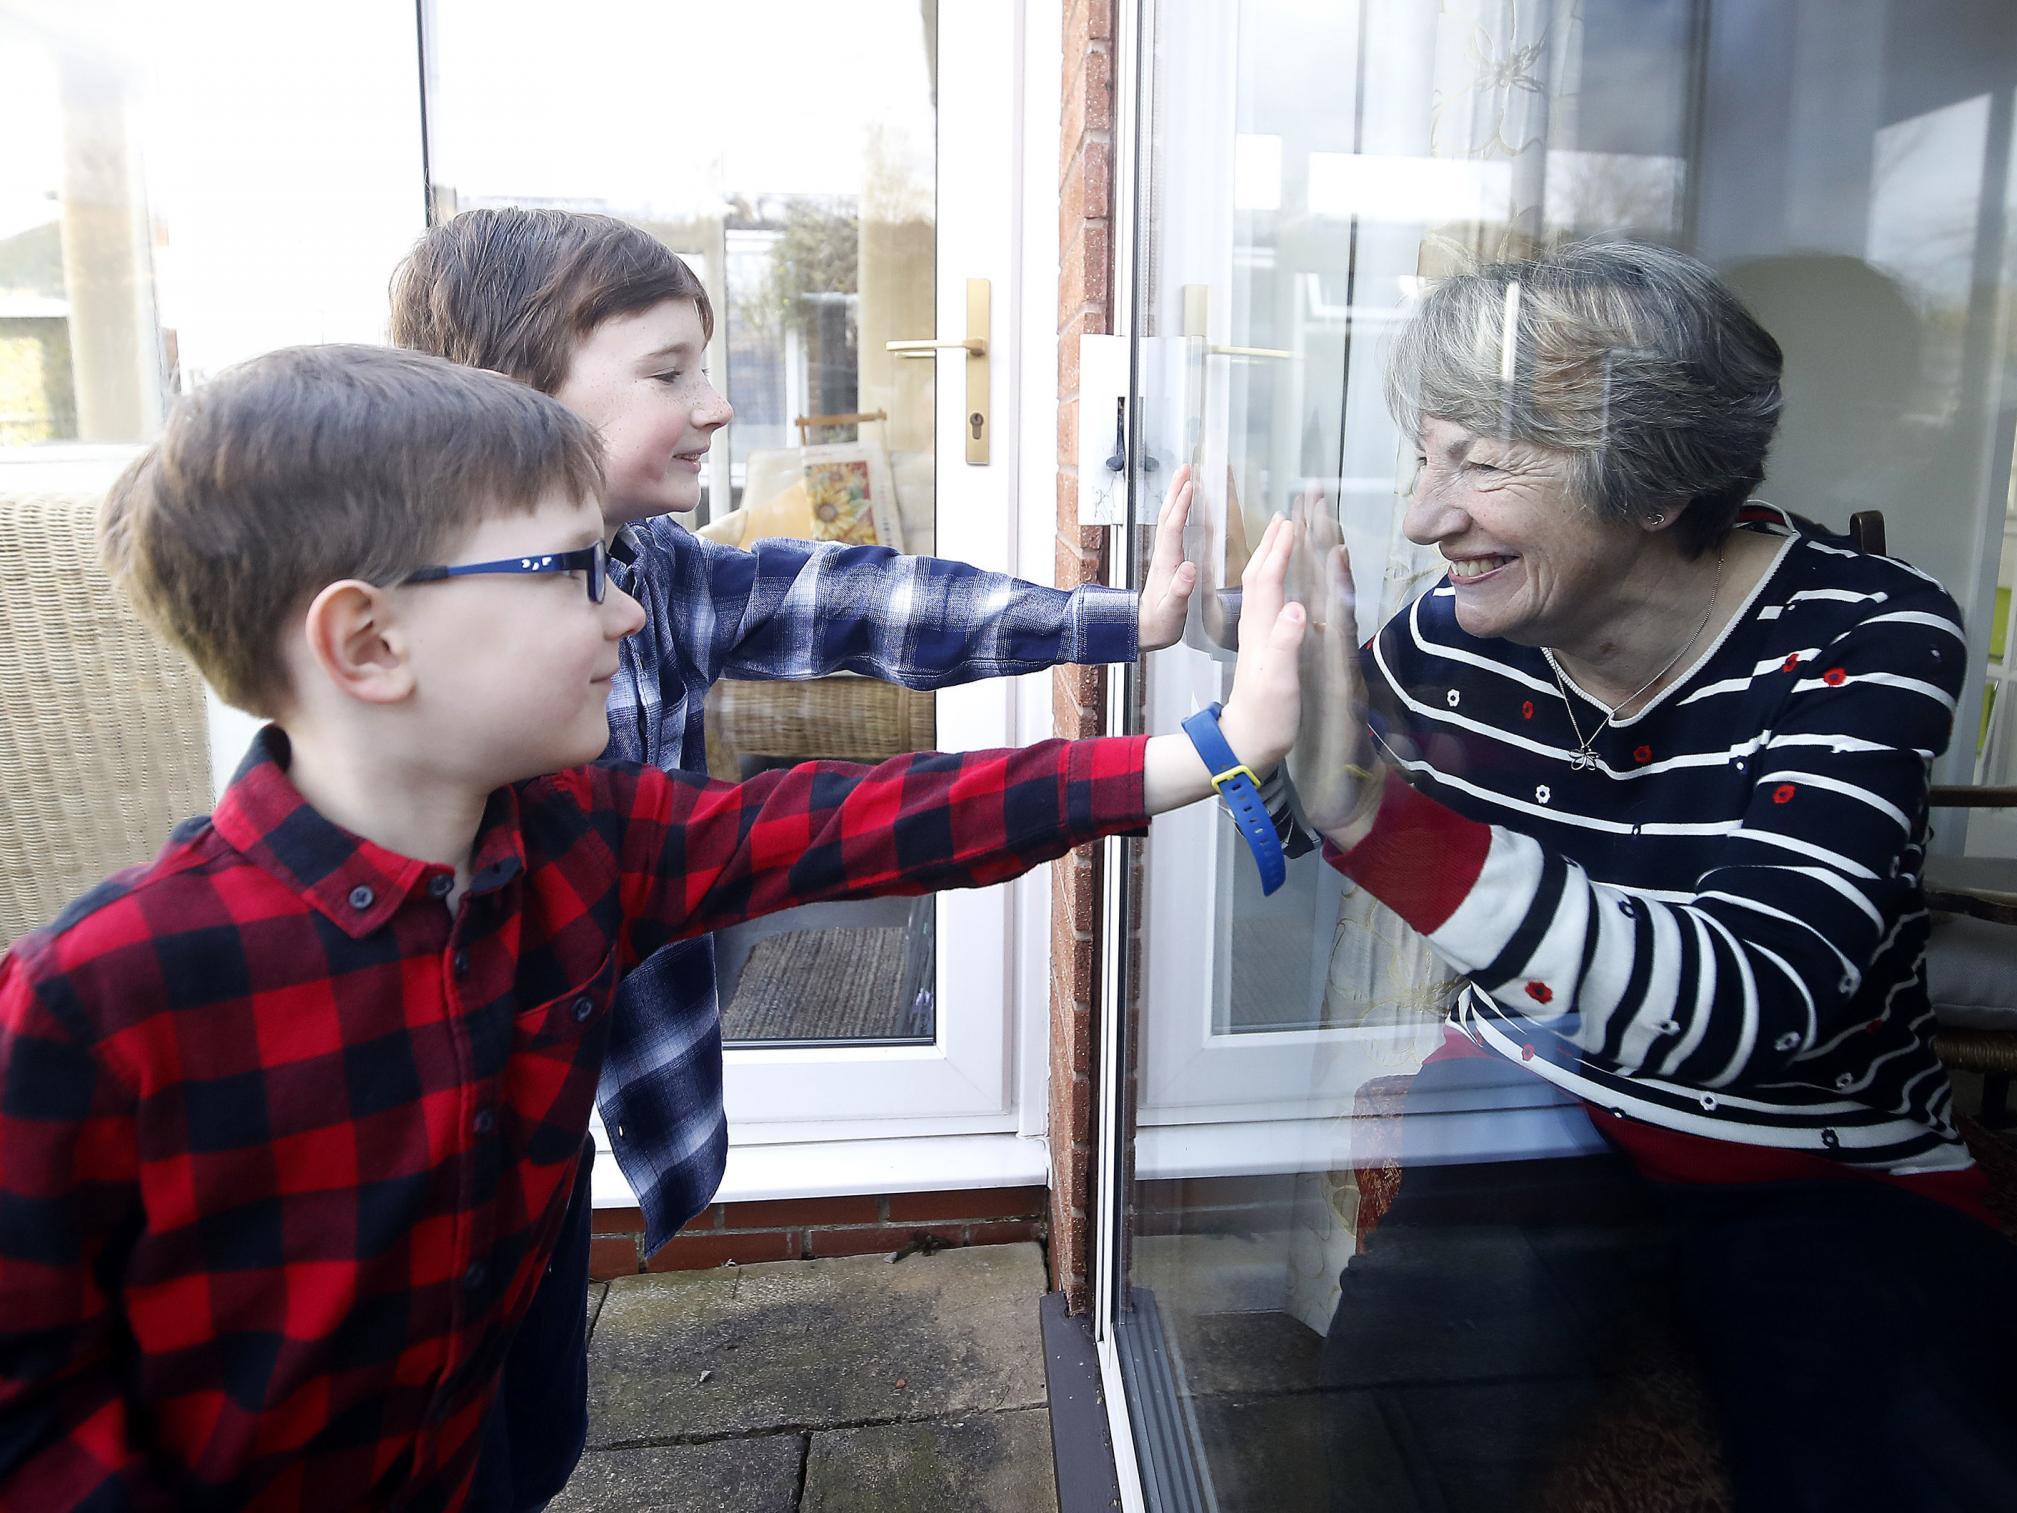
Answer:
[{"left": 1402, "top": 415, "right": 1647, "bottom": 650}]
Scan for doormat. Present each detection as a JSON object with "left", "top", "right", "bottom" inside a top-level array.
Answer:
[{"left": 721, "top": 924, "right": 927, "bottom": 1041}]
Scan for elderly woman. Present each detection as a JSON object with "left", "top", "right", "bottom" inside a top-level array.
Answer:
[{"left": 1290, "top": 241, "right": 2017, "bottom": 1512}]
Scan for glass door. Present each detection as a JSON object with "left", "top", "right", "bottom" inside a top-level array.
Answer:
[
  {"left": 1102, "top": 1, "right": 2017, "bottom": 1507},
  {"left": 420, "top": 0, "right": 1039, "bottom": 1149}
]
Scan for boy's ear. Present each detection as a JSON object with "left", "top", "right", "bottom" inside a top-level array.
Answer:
[{"left": 301, "top": 580, "right": 416, "bottom": 705}]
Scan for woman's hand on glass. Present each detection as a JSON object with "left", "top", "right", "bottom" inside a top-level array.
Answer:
[{"left": 1287, "top": 493, "right": 1384, "bottom": 844}]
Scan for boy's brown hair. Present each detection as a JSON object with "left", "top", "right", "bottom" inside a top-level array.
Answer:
[
  {"left": 389, "top": 208, "right": 715, "bottom": 394},
  {"left": 100, "top": 344, "right": 605, "bottom": 718}
]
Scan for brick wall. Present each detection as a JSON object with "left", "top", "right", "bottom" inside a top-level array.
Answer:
[
  {"left": 588, "top": 1186, "right": 1048, "bottom": 1280},
  {"left": 1048, "top": 0, "right": 1117, "bottom": 1315}
]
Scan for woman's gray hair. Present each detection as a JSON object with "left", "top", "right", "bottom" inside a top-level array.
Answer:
[{"left": 1386, "top": 239, "right": 1783, "bottom": 557}]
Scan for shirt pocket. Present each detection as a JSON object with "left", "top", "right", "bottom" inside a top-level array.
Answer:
[
  {"left": 508, "top": 948, "right": 620, "bottom": 1169},
  {"left": 512, "top": 947, "right": 620, "bottom": 1052}
]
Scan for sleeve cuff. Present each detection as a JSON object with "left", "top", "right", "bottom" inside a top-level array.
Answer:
[
  {"left": 1321, "top": 771, "right": 1492, "bottom": 935},
  {"left": 1070, "top": 585, "right": 1141, "bottom": 664}
]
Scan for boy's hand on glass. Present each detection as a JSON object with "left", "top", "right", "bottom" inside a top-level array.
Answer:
[
  {"left": 1215, "top": 515, "right": 1305, "bottom": 773},
  {"left": 1137, "top": 465, "right": 1199, "bottom": 651}
]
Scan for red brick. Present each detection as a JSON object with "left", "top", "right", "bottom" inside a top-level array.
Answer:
[
  {"left": 645, "top": 1230, "right": 798, "bottom": 1271},
  {"left": 1048, "top": 860, "right": 1078, "bottom": 941},
  {"left": 1083, "top": 140, "right": 1112, "bottom": 219},
  {"left": 1060, "top": 143, "right": 1088, "bottom": 244},
  {"left": 589, "top": 1235, "right": 640, "bottom": 1280},
  {"left": 970, "top": 1220, "right": 1042, "bottom": 1247},
  {"left": 589, "top": 1206, "right": 646, "bottom": 1237},
  {"left": 1059, "top": 230, "right": 1091, "bottom": 326},
  {"left": 885, "top": 1184, "right": 1046, "bottom": 1224},
  {"left": 1055, "top": 471, "right": 1080, "bottom": 538},
  {"left": 1059, "top": 59, "right": 1089, "bottom": 168},
  {"left": 1080, "top": 223, "right": 1110, "bottom": 310},
  {"left": 1065, "top": 0, "right": 1114, "bottom": 56},
  {"left": 720, "top": 1194, "right": 880, "bottom": 1230},
  {"left": 1082, "top": 46, "right": 1114, "bottom": 134},
  {"left": 1069, "top": 1073, "right": 1094, "bottom": 1145},
  {"left": 807, "top": 1224, "right": 960, "bottom": 1259}
]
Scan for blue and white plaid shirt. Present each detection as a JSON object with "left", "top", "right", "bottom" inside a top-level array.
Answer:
[{"left": 601, "top": 517, "right": 1139, "bottom": 1247}]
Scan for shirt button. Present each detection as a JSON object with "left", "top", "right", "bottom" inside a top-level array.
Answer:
[
  {"left": 463, "top": 1261, "right": 486, "bottom": 1290},
  {"left": 472, "top": 1109, "right": 496, "bottom": 1135},
  {"left": 572, "top": 996, "right": 595, "bottom": 1023},
  {"left": 429, "top": 874, "right": 454, "bottom": 898},
  {"left": 347, "top": 884, "right": 375, "bottom": 910},
  {"left": 453, "top": 951, "right": 470, "bottom": 979}
]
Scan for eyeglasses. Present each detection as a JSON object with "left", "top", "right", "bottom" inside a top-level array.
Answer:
[{"left": 401, "top": 541, "right": 610, "bottom": 603}]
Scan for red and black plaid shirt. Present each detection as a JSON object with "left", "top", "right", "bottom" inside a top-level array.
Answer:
[{"left": 0, "top": 727, "right": 1146, "bottom": 1511}]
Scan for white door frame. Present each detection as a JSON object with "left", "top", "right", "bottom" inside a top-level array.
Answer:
[{"left": 716, "top": 0, "right": 1046, "bottom": 1152}]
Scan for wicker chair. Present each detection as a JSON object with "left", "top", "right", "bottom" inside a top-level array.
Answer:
[
  {"left": 0, "top": 482, "right": 212, "bottom": 950},
  {"left": 703, "top": 673, "right": 935, "bottom": 780},
  {"left": 1846, "top": 509, "right": 2017, "bottom": 1124}
]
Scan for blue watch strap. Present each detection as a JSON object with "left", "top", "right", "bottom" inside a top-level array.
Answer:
[{"left": 1180, "top": 701, "right": 1287, "bottom": 896}]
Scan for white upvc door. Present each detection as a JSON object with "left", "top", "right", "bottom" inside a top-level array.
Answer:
[{"left": 136, "top": 2, "right": 1059, "bottom": 1198}]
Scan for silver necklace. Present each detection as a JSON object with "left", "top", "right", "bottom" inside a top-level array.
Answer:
[{"left": 1550, "top": 547, "right": 1724, "bottom": 773}]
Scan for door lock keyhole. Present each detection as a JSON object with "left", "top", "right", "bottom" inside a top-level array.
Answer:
[{"left": 969, "top": 411, "right": 985, "bottom": 440}]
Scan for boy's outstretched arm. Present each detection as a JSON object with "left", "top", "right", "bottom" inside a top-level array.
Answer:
[
  {"left": 628, "top": 468, "right": 1199, "bottom": 701},
  {"left": 0, "top": 959, "right": 156, "bottom": 1508},
  {"left": 601, "top": 516, "right": 1303, "bottom": 964}
]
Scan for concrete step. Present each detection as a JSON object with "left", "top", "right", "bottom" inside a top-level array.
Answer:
[{"left": 557, "top": 1241, "right": 1056, "bottom": 1512}]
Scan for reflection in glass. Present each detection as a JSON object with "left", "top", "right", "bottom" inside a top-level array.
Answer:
[
  {"left": 422, "top": 0, "right": 941, "bottom": 1044},
  {"left": 0, "top": 18, "right": 166, "bottom": 450}
]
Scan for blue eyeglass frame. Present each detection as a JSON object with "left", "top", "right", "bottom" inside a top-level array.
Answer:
[{"left": 401, "top": 541, "right": 609, "bottom": 603}]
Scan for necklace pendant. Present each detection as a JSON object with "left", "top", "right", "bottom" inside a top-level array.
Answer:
[{"left": 1571, "top": 748, "right": 1597, "bottom": 772}]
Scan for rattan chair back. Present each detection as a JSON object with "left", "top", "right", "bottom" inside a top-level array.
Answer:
[{"left": 1, "top": 487, "right": 213, "bottom": 949}]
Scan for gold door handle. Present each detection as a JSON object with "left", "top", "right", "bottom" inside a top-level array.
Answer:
[
  {"left": 886, "top": 337, "right": 988, "bottom": 356},
  {"left": 1183, "top": 285, "right": 1297, "bottom": 360},
  {"left": 1207, "top": 343, "right": 1297, "bottom": 360},
  {"left": 883, "top": 278, "right": 991, "bottom": 465}
]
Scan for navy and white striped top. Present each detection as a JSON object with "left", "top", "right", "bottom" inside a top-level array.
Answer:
[{"left": 1337, "top": 507, "right": 1974, "bottom": 1176}]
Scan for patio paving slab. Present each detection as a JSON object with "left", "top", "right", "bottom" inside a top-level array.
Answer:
[
  {"left": 800, "top": 1407, "right": 1057, "bottom": 1513},
  {"left": 548, "top": 1434, "right": 805, "bottom": 1513},
  {"left": 583, "top": 1241, "right": 1050, "bottom": 1448}
]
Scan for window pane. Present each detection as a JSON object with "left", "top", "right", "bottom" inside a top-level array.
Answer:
[{"left": 1117, "top": 3, "right": 2017, "bottom": 1507}]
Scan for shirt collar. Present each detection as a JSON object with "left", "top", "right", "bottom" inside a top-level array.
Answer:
[{"left": 210, "top": 726, "right": 527, "bottom": 938}]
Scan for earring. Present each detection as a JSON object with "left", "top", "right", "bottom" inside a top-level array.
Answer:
[{"left": 1647, "top": 511, "right": 1667, "bottom": 525}]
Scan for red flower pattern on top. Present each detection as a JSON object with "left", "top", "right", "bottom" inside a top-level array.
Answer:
[
  {"left": 1823, "top": 667, "right": 1847, "bottom": 686},
  {"left": 1633, "top": 745, "right": 1652, "bottom": 764},
  {"left": 1772, "top": 783, "right": 1797, "bottom": 804},
  {"left": 1782, "top": 654, "right": 1801, "bottom": 672},
  {"left": 1521, "top": 700, "right": 1534, "bottom": 720},
  {"left": 1524, "top": 981, "right": 1553, "bottom": 1005}
]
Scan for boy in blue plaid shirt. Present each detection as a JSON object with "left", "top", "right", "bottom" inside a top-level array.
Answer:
[{"left": 389, "top": 207, "right": 1200, "bottom": 1507}]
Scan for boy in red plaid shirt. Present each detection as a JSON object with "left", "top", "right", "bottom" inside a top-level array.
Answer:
[{"left": 0, "top": 344, "right": 1306, "bottom": 1510}]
